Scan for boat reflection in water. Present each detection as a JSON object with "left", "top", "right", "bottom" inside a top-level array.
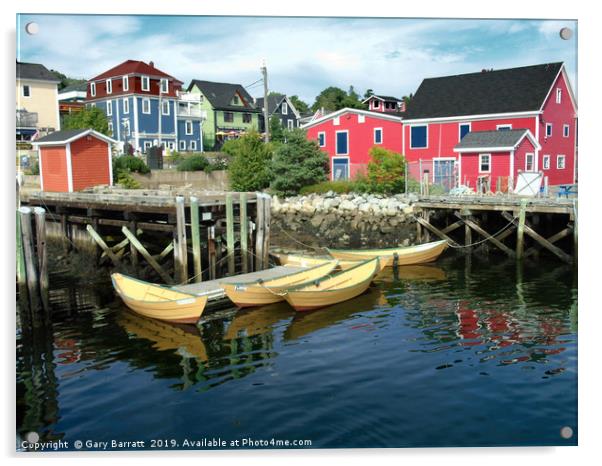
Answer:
[
  {"left": 375, "top": 264, "right": 447, "bottom": 283},
  {"left": 224, "top": 303, "right": 293, "bottom": 340}
]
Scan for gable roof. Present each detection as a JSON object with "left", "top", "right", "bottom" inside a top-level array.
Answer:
[
  {"left": 453, "top": 129, "right": 540, "bottom": 152},
  {"left": 17, "top": 61, "right": 60, "bottom": 83},
  {"left": 59, "top": 82, "right": 88, "bottom": 94},
  {"left": 188, "top": 79, "right": 260, "bottom": 112},
  {"left": 301, "top": 107, "right": 403, "bottom": 129},
  {"left": 256, "top": 94, "right": 300, "bottom": 118},
  {"left": 362, "top": 94, "right": 403, "bottom": 103},
  {"left": 404, "top": 62, "right": 564, "bottom": 120},
  {"left": 89, "top": 60, "right": 182, "bottom": 83},
  {"left": 33, "top": 129, "right": 116, "bottom": 146}
]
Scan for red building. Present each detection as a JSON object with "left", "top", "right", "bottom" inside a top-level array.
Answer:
[
  {"left": 33, "top": 129, "right": 116, "bottom": 192},
  {"left": 363, "top": 94, "right": 406, "bottom": 113},
  {"left": 303, "top": 108, "right": 403, "bottom": 180},
  {"left": 402, "top": 62, "right": 577, "bottom": 188}
]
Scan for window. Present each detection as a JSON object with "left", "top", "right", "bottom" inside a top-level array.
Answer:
[
  {"left": 106, "top": 100, "right": 113, "bottom": 116},
  {"left": 496, "top": 124, "right": 512, "bottom": 131},
  {"left": 232, "top": 95, "right": 239, "bottom": 105},
  {"left": 543, "top": 154, "right": 550, "bottom": 170},
  {"left": 108, "top": 121, "right": 113, "bottom": 134},
  {"left": 179, "top": 140, "right": 186, "bottom": 150},
  {"left": 123, "top": 98, "right": 129, "bottom": 114},
  {"left": 242, "top": 113, "right": 252, "bottom": 123},
  {"left": 144, "top": 141, "right": 152, "bottom": 151},
  {"left": 525, "top": 153, "right": 535, "bottom": 171},
  {"left": 160, "top": 78, "right": 168, "bottom": 94},
  {"left": 224, "top": 112, "right": 234, "bottom": 123},
  {"left": 168, "top": 142, "right": 175, "bottom": 150},
  {"left": 546, "top": 123, "right": 553, "bottom": 137},
  {"left": 459, "top": 123, "right": 470, "bottom": 141},
  {"left": 123, "top": 120, "right": 130, "bottom": 136},
  {"left": 374, "top": 128, "right": 383, "bottom": 144},
  {"left": 563, "top": 124, "right": 570, "bottom": 138},
  {"left": 90, "top": 82, "right": 96, "bottom": 97},
  {"left": 287, "top": 119, "right": 294, "bottom": 130},
  {"left": 358, "top": 115, "right": 365, "bottom": 123},
  {"left": 479, "top": 154, "right": 491, "bottom": 173},
  {"left": 141, "top": 76, "right": 150, "bottom": 91},
  {"left": 22, "top": 85, "right": 31, "bottom": 97},
  {"left": 142, "top": 98, "right": 150, "bottom": 114},
  {"left": 410, "top": 125, "right": 428, "bottom": 149},
  {"left": 333, "top": 116, "right": 340, "bottom": 126},
  {"left": 332, "top": 157, "right": 349, "bottom": 180},
  {"left": 557, "top": 155, "right": 566, "bottom": 169},
  {"left": 556, "top": 88, "right": 562, "bottom": 104},
  {"left": 336, "top": 131, "right": 348, "bottom": 155},
  {"left": 106, "top": 79, "right": 112, "bottom": 94},
  {"left": 373, "top": 100, "right": 380, "bottom": 108},
  {"left": 190, "top": 140, "right": 197, "bottom": 150},
  {"left": 185, "top": 120, "right": 193, "bottom": 135},
  {"left": 162, "top": 100, "right": 170, "bottom": 116},
  {"left": 122, "top": 76, "right": 129, "bottom": 92},
  {"left": 318, "top": 132, "right": 326, "bottom": 147},
  {"left": 282, "top": 102, "right": 288, "bottom": 115}
]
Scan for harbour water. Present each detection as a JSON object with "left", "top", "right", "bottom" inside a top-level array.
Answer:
[{"left": 16, "top": 254, "right": 578, "bottom": 450}]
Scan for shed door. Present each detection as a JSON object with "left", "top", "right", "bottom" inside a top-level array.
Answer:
[{"left": 332, "top": 158, "right": 349, "bottom": 180}]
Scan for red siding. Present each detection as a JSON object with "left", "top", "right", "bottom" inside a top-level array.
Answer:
[
  {"left": 87, "top": 75, "right": 181, "bottom": 100},
  {"left": 70, "top": 136, "right": 111, "bottom": 191},
  {"left": 40, "top": 146, "right": 69, "bottom": 192},
  {"left": 513, "top": 136, "right": 537, "bottom": 178},
  {"left": 305, "top": 112, "right": 402, "bottom": 180}
]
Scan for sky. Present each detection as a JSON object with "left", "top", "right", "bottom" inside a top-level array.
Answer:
[{"left": 16, "top": 15, "right": 577, "bottom": 105}]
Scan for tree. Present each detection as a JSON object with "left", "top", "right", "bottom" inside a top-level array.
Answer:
[
  {"left": 269, "top": 116, "right": 285, "bottom": 144},
  {"left": 270, "top": 129, "right": 329, "bottom": 196},
  {"left": 289, "top": 95, "right": 309, "bottom": 114},
  {"left": 311, "top": 86, "right": 365, "bottom": 112},
  {"left": 366, "top": 146, "right": 406, "bottom": 194},
  {"left": 402, "top": 93, "right": 414, "bottom": 107},
  {"left": 225, "top": 131, "right": 274, "bottom": 191},
  {"left": 363, "top": 89, "right": 374, "bottom": 99},
  {"left": 51, "top": 70, "right": 86, "bottom": 91},
  {"left": 62, "top": 106, "right": 111, "bottom": 136}
]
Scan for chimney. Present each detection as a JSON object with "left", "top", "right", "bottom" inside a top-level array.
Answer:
[{"left": 149, "top": 61, "right": 154, "bottom": 68}]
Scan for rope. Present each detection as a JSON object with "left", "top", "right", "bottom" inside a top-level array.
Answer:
[{"left": 272, "top": 223, "right": 328, "bottom": 252}]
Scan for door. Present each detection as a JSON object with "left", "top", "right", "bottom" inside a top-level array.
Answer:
[
  {"left": 433, "top": 159, "right": 456, "bottom": 191},
  {"left": 332, "top": 157, "right": 349, "bottom": 180}
]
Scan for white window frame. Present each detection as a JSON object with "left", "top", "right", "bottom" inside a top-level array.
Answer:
[
  {"left": 318, "top": 132, "right": 326, "bottom": 147},
  {"left": 543, "top": 154, "right": 551, "bottom": 170},
  {"left": 358, "top": 114, "right": 365, "bottom": 123},
  {"left": 410, "top": 124, "right": 428, "bottom": 149},
  {"left": 546, "top": 123, "right": 553, "bottom": 137},
  {"left": 335, "top": 130, "right": 349, "bottom": 156},
  {"left": 557, "top": 154, "right": 566, "bottom": 169},
  {"left": 373, "top": 100, "right": 380, "bottom": 108},
  {"left": 458, "top": 122, "right": 471, "bottom": 141},
  {"left": 90, "top": 82, "right": 96, "bottom": 97},
  {"left": 168, "top": 141, "right": 175, "bottom": 150},
  {"left": 556, "top": 88, "right": 562, "bottom": 104},
  {"left": 143, "top": 141, "right": 152, "bottom": 151},
  {"left": 160, "top": 78, "right": 169, "bottom": 94},
  {"left": 333, "top": 116, "right": 340, "bottom": 126},
  {"left": 22, "top": 85, "right": 31, "bottom": 97},
  {"left": 141, "top": 76, "right": 150, "bottom": 92},
  {"left": 106, "top": 78, "right": 112, "bottom": 94},
  {"left": 142, "top": 98, "right": 151, "bottom": 114},
  {"left": 287, "top": 119, "right": 294, "bottom": 130},
  {"left": 496, "top": 124, "right": 512, "bottom": 130},
  {"left": 525, "top": 152, "right": 535, "bottom": 171},
  {"left": 106, "top": 100, "right": 113, "bottom": 116},
  {"left": 123, "top": 120, "right": 130, "bottom": 136},
  {"left": 123, "top": 98, "right": 129, "bottom": 114},
  {"left": 189, "top": 140, "right": 197, "bottom": 151},
  {"left": 107, "top": 121, "right": 113, "bottom": 134},
  {"left": 185, "top": 120, "right": 193, "bottom": 135},
  {"left": 563, "top": 124, "right": 570, "bottom": 138},
  {"left": 331, "top": 156, "right": 350, "bottom": 181},
  {"left": 374, "top": 127, "right": 383, "bottom": 144},
  {"left": 282, "top": 102, "right": 288, "bottom": 115},
  {"left": 122, "top": 76, "right": 129, "bottom": 92},
  {"left": 179, "top": 140, "right": 186, "bottom": 150},
  {"left": 162, "top": 100, "right": 170, "bottom": 116},
  {"left": 479, "top": 153, "right": 491, "bottom": 173}
]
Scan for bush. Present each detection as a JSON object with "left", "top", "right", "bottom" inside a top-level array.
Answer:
[
  {"left": 113, "top": 155, "right": 150, "bottom": 175},
  {"left": 176, "top": 154, "right": 210, "bottom": 172},
  {"left": 365, "top": 146, "right": 406, "bottom": 194},
  {"left": 299, "top": 180, "right": 360, "bottom": 195},
  {"left": 226, "top": 132, "right": 273, "bottom": 191},
  {"left": 270, "top": 129, "right": 329, "bottom": 196},
  {"left": 116, "top": 172, "right": 142, "bottom": 189}
]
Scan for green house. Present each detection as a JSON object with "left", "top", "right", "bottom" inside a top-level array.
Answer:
[{"left": 187, "top": 79, "right": 261, "bottom": 150}]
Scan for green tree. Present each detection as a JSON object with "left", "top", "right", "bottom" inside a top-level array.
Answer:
[
  {"left": 51, "top": 70, "right": 86, "bottom": 91},
  {"left": 311, "top": 86, "right": 365, "bottom": 112},
  {"left": 366, "top": 146, "right": 406, "bottom": 194},
  {"left": 363, "top": 89, "right": 374, "bottom": 99},
  {"left": 289, "top": 95, "right": 309, "bottom": 114},
  {"left": 402, "top": 93, "right": 414, "bottom": 107},
  {"left": 226, "top": 131, "right": 274, "bottom": 191},
  {"left": 63, "top": 107, "right": 111, "bottom": 136},
  {"left": 270, "top": 129, "right": 329, "bottom": 196},
  {"left": 269, "top": 116, "right": 285, "bottom": 143}
]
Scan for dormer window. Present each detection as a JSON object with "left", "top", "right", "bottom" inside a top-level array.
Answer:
[
  {"left": 282, "top": 102, "right": 288, "bottom": 115},
  {"left": 90, "top": 82, "right": 96, "bottom": 97},
  {"left": 373, "top": 100, "right": 380, "bottom": 108},
  {"left": 160, "top": 78, "right": 169, "bottom": 94},
  {"left": 106, "top": 78, "right": 112, "bottom": 94},
  {"left": 141, "top": 76, "right": 150, "bottom": 92},
  {"left": 232, "top": 95, "right": 239, "bottom": 105}
]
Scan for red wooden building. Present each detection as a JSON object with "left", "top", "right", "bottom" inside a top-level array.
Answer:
[
  {"left": 33, "top": 129, "right": 116, "bottom": 192},
  {"left": 303, "top": 108, "right": 403, "bottom": 180},
  {"left": 402, "top": 62, "right": 577, "bottom": 188}
]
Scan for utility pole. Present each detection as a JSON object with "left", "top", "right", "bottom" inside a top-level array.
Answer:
[{"left": 261, "top": 59, "right": 269, "bottom": 143}]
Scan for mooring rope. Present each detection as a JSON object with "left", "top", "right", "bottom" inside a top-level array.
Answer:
[{"left": 272, "top": 223, "right": 328, "bottom": 252}]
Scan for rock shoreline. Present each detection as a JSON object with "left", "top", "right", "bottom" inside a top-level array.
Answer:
[{"left": 270, "top": 191, "right": 420, "bottom": 250}]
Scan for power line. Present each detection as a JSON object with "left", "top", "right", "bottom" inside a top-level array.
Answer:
[{"left": 244, "top": 78, "right": 263, "bottom": 89}]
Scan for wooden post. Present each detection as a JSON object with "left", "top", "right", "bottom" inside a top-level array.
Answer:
[
  {"left": 190, "top": 196, "right": 203, "bottom": 283},
  {"left": 516, "top": 199, "right": 528, "bottom": 260},
  {"left": 122, "top": 226, "right": 174, "bottom": 284},
  {"left": 175, "top": 196, "right": 188, "bottom": 284},
  {"left": 19, "top": 207, "right": 40, "bottom": 312},
  {"left": 423, "top": 209, "right": 431, "bottom": 242},
  {"left": 129, "top": 220, "right": 139, "bottom": 267},
  {"left": 33, "top": 207, "right": 49, "bottom": 310},
  {"left": 208, "top": 225, "right": 216, "bottom": 280},
  {"left": 263, "top": 194, "right": 272, "bottom": 267},
  {"left": 465, "top": 220, "right": 472, "bottom": 250},
  {"left": 16, "top": 210, "right": 29, "bottom": 312},
  {"left": 240, "top": 192, "right": 249, "bottom": 273},
  {"left": 226, "top": 193, "right": 235, "bottom": 275},
  {"left": 60, "top": 213, "right": 71, "bottom": 252},
  {"left": 255, "top": 193, "right": 265, "bottom": 270},
  {"left": 573, "top": 199, "right": 578, "bottom": 263}
]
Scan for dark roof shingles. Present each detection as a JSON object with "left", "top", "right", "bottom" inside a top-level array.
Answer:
[
  {"left": 35, "top": 129, "right": 90, "bottom": 143},
  {"left": 188, "top": 80, "right": 259, "bottom": 112},
  {"left": 17, "top": 61, "right": 60, "bottom": 83},
  {"left": 454, "top": 129, "right": 529, "bottom": 150}
]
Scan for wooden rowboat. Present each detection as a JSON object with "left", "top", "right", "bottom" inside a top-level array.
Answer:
[
  {"left": 282, "top": 258, "right": 380, "bottom": 312},
  {"left": 111, "top": 273, "right": 207, "bottom": 324},
  {"left": 221, "top": 260, "right": 339, "bottom": 308},
  {"left": 271, "top": 252, "right": 388, "bottom": 273},
  {"left": 326, "top": 239, "right": 448, "bottom": 266}
]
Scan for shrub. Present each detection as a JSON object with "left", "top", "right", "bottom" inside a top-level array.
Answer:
[
  {"left": 63, "top": 106, "right": 112, "bottom": 136},
  {"left": 299, "top": 180, "right": 359, "bottom": 195},
  {"left": 176, "top": 154, "right": 210, "bottom": 172},
  {"left": 227, "top": 132, "right": 273, "bottom": 191},
  {"left": 366, "top": 146, "right": 406, "bottom": 194},
  {"left": 116, "top": 172, "right": 142, "bottom": 189},
  {"left": 112, "top": 155, "right": 149, "bottom": 186},
  {"left": 270, "top": 129, "right": 329, "bottom": 196}
]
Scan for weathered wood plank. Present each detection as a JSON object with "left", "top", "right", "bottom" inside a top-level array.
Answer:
[
  {"left": 524, "top": 226, "right": 573, "bottom": 258},
  {"left": 33, "top": 207, "right": 49, "bottom": 309},
  {"left": 441, "top": 220, "right": 463, "bottom": 235},
  {"left": 175, "top": 196, "right": 188, "bottom": 283},
  {"left": 240, "top": 192, "right": 249, "bottom": 273},
  {"left": 415, "top": 216, "right": 460, "bottom": 247},
  {"left": 122, "top": 226, "right": 174, "bottom": 284},
  {"left": 455, "top": 212, "right": 515, "bottom": 257},
  {"left": 86, "top": 224, "right": 121, "bottom": 266},
  {"left": 262, "top": 195, "right": 272, "bottom": 268},
  {"left": 226, "top": 193, "right": 235, "bottom": 275},
  {"left": 19, "top": 207, "right": 40, "bottom": 312},
  {"left": 255, "top": 194, "right": 265, "bottom": 270},
  {"left": 516, "top": 199, "right": 528, "bottom": 260},
  {"left": 190, "top": 196, "right": 202, "bottom": 283}
]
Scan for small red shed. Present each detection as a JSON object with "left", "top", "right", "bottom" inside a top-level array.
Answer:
[{"left": 33, "top": 129, "right": 116, "bottom": 192}]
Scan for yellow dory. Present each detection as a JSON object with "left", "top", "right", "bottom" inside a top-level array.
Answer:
[
  {"left": 272, "top": 252, "right": 388, "bottom": 273},
  {"left": 221, "top": 260, "right": 339, "bottom": 308},
  {"left": 112, "top": 273, "right": 207, "bottom": 324},
  {"left": 327, "top": 239, "right": 448, "bottom": 266}
]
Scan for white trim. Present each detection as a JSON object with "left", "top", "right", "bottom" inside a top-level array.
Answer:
[
  {"left": 90, "top": 82, "right": 96, "bottom": 97},
  {"left": 185, "top": 120, "right": 193, "bottom": 135},
  {"left": 106, "top": 78, "right": 112, "bottom": 94},
  {"left": 281, "top": 102, "right": 288, "bottom": 115},
  {"left": 122, "top": 76, "right": 129, "bottom": 92},
  {"left": 287, "top": 119, "right": 294, "bottom": 130},
  {"left": 123, "top": 97, "right": 129, "bottom": 114},
  {"left": 402, "top": 110, "right": 541, "bottom": 124},
  {"left": 479, "top": 153, "right": 491, "bottom": 173},
  {"left": 115, "top": 97, "right": 121, "bottom": 141},
  {"left": 573, "top": 119, "right": 577, "bottom": 183},
  {"left": 409, "top": 124, "right": 428, "bottom": 149},
  {"left": 563, "top": 124, "right": 570, "bottom": 138},
  {"left": 458, "top": 122, "right": 471, "bottom": 142},
  {"left": 432, "top": 157, "right": 456, "bottom": 183},
  {"left": 107, "top": 144, "right": 113, "bottom": 186},
  {"left": 509, "top": 150, "right": 515, "bottom": 179},
  {"left": 542, "top": 154, "right": 551, "bottom": 170},
  {"left": 374, "top": 127, "right": 383, "bottom": 144},
  {"left": 33, "top": 129, "right": 117, "bottom": 146},
  {"left": 189, "top": 140, "right": 197, "bottom": 151},
  {"left": 54, "top": 85, "right": 61, "bottom": 131},
  {"left": 534, "top": 115, "right": 540, "bottom": 172},
  {"left": 525, "top": 152, "right": 535, "bottom": 172},
  {"left": 545, "top": 122, "right": 553, "bottom": 138},
  {"left": 21, "top": 84, "right": 31, "bottom": 98},
  {"left": 557, "top": 154, "right": 566, "bottom": 169},
  {"left": 496, "top": 124, "right": 512, "bottom": 130},
  {"left": 453, "top": 129, "right": 541, "bottom": 153},
  {"left": 282, "top": 96, "right": 301, "bottom": 119},
  {"left": 301, "top": 107, "right": 403, "bottom": 129},
  {"left": 133, "top": 97, "right": 140, "bottom": 150},
  {"left": 331, "top": 156, "right": 350, "bottom": 181},
  {"left": 556, "top": 88, "right": 562, "bottom": 104},
  {"left": 318, "top": 131, "right": 326, "bottom": 147},
  {"left": 335, "top": 130, "right": 349, "bottom": 156},
  {"left": 162, "top": 99, "right": 170, "bottom": 116},
  {"left": 358, "top": 114, "right": 365, "bottom": 123},
  {"left": 458, "top": 153, "right": 462, "bottom": 185},
  {"left": 160, "top": 78, "right": 169, "bottom": 94},
  {"left": 539, "top": 65, "right": 577, "bottom": 113},
  {"left": 141, "top": 76, "right": 150, "bottom": 92},
  {"left": 106, "top": 100, "right": 113, "bottom": 116},
  {"left": 142, "top": 98, "right": 151, "bottom": 114},
  {"left": 179, "top": 140, "right": 186, "bottom": 150},
  {"left": 39, "top": 148, "right": 45, "bottom": 191},
  {"left": 65, "top": 143, "right": 74, "bottom": 193}
]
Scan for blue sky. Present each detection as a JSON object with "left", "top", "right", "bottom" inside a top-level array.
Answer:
[{"left": 16, "top": 15, "right": 577, "bottom": 105}]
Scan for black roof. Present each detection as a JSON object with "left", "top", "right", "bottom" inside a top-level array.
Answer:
[
  {"left": 404, "top": 62, "right": 563, "bottom": 120},
  {"left": 187, "top": 79, "right": 260, "bottom": 112},
  {"left": 59, "top": 82, "right": 87, "bottom": 93},
  {"left": 454, "top": 129, "right": 530, "bottom": 150},
  {"left": 35, "top": 129, "right": 94, "bottom": 143},
  {"left": 255, "top": 94, "right": 285, "bottom": 115},
  {"left": 17, "top": 61, "right": 60, "bottom": 83}
]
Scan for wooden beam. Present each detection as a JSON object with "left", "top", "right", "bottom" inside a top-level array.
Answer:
[
  {"left": 226, "top": 193, "right": 235, "bottom": 275},
  {"left": 455, "top": 212, "right": 515, "bottom": 257},
  {"left": 414, "top": 216, "right": 460, "bottom": 247},
  {"left": 190, "top": 197, "right": 203, "bottom": 283},
  {"left": 86, "top": 224, "right": 121, "bottom": 266},
  {"left": 441, "top": 220, "right": 463, "bottom": 235},
  {"left": 122, "top": 226, "right": 174, "bottom": 284},
  {"left": 207, "top": 225, "right": 216, "bottom": 280},
  {"left": 240, "top": 192, "right": 249, "bottom": 273},
  {"left": 154, "top": 241, "right": 175, "bottom": 262},
  {"left": 524, "top": 226, "right": 573, "bottom": 258}
]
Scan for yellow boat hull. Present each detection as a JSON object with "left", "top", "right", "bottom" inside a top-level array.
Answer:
[
  {"left": 327, "top": 240, "right": 448, "bottom": 266},
  {"left": 112, "top": 273, "right": 207, "bottom": 324},
  {"left": 272, "top": 253, "right": 388, "bottom": 273},
  {"left": 283, "top": 258, "right": 380, "bottom": 312},
  {"left": 221, "top": 260, "right": 339, "bottom": 308}
]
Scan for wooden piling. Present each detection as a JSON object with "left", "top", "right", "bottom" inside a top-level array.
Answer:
[
  {"left": 516, "top": 199, "right": 528, "bottom": 260},
  {"left": 226, "top": 193, "right": 235, "bottom": 275},
  {"left": 240, "top": 193, "right": 249, "bottom": 273},
  {"left": 33, "top": 207, "right": 49, "bottom": 309},
  {"left": 573, "top": 199, "right": 578, "bottom": 262},
  {"left": 262, "top": 194, "right": 272, "bottom": 267},
  {"left": 190, "top": 196, "right": 203, "bottom": 283},
  {"left": 16, "top": 210, "right": 29, "bottom": 310},
  {"left": 255, "top": 193, "right": 265, "bottom": 270},
  {"left": 208, "top": 225, "right": 217, "bottom": 280},
  {"left": 19, "top": 207, "right": 40, "bottom": 312},
  {"left": 175, "top": 196, "right": 188, "bottom": 284}
]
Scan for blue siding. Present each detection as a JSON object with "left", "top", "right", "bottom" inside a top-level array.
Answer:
[
  {"left": 137, "top": 97, "right": 176, "bottom": 134},
  {"left": 177, "top": 119, "right": 202, "bottom": 151}
]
